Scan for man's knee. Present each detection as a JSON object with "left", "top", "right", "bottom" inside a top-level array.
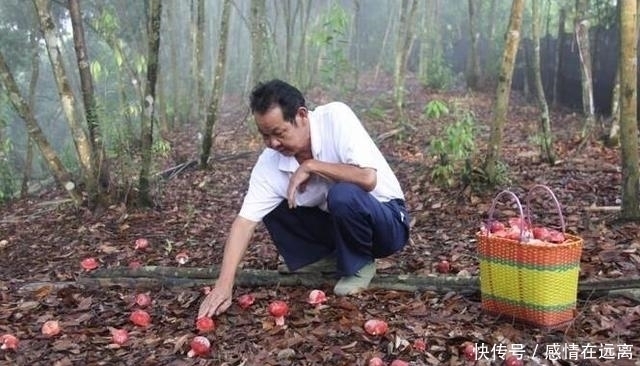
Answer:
[{"left": 327, "top": 182, "right": 365, "bottom": 215}]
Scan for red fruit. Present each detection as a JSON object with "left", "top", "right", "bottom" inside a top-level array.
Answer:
[
  {"left": 505, "top": 355, "right": 524, "bottom": 366},
  {"left": 307, "top": 289, "right": 327, "bottom": 307},
  {"left": 201, "top": 286, "right": 212, "bottom": 295},
  {"left": 268, "top": 300, "right": 289, "bottom": 326},
  {"left": 436, "top": 260, "right": 451, "bottom": 273},
  {"left": 413, "top": 338, "right": 427, "bottom": 352},
  {"left": 110, "top": 328, "right": 129, "bottom": 345},
  {"left": 492, "top": 229, "right": 509, "bottom": 238},
  {"left": 0, "top": 334, "right": 18, "bottom": 350},
  {"left": 135, "top": 293, "right": 152, "bottom": 307},
  {"left": 364, "top": 319, "right": 388, "bottom": 336},
  {"left": 390, "top": 360, "right": 409, "bottom": 366},
  {"left": 187, "top": 336, "right": 210, "bottom": 357},
  {"left": 237, "top": 294, "right": 255, "bottom": 309},
  {"left": 508, "top": 217, "right": 528, "bottom": 230},
  {"left": 134, "top": 238, "right": 149, "bottom": 250},
  {"left": 548, "top": 230, "right": 565, "bottom": 243},
  {"left": 196, "top": 317, "right": 215, "bottom": 333},
  {"left": 368, "top": 357, "right": 385, "bottom": 366},
  {"left": 462, "top": 342, "right": 476, "bottom": 361},
  {"left": 532, "top": 227, "right": 550, "bottom": 241},
  {"left": 175, "top": 251, "right": 189, "bottom": 265},
  {"left": 130, "top": 310, "right": 151, "bottom": 327},
  {"left": 42, "top": 320, "right": 61, "bottom": 337},
  {"left": 128, "top": 260, "right": 142, "bottom": 269},
  {"left": 489, "top": 221, "right": 505, "bottom": 233},
  {"left": 81, "top": 257, "right": 99, "bottom": 271}
]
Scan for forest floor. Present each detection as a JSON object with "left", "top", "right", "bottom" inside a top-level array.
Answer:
[{"left": 0, "top": 74, "right": 639, "bottom": 366}]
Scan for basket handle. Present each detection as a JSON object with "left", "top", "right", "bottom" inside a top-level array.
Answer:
[
  {"left": 525, "top": 184, "right": 566, "bottom": 233},
  {"left": 486, "top": 189, "right": 527, "bottom": 241}
]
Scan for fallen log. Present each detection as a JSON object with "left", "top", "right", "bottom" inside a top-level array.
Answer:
[{"left": 15, "top": 266, "right": 640, "bottom": 302}]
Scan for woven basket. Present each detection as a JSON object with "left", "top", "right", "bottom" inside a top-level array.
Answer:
[{"left": 476, "top": 185, "right": 583, "bottom": 328}]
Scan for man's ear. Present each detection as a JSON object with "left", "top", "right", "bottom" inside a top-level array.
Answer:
[{"left": 295, "top": 107, "right": 308, "bottom": 125}]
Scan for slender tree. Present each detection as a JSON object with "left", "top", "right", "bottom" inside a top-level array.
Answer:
[
  {"left": 466, "top": 0, "right": 481, "bottom": 89},
  {"left": 574, "top": 0, "right": 595, "bottom": 139},
  {"left": 552, "top": 7, "right": 566, "bottom": 107},
  {"left": 200, "top": 0, "right": 231, "bottom": 168},
  {"left": 0, "top": 51, "right": 82, "bottom": 205},
  {"left": 33, "top": 0, "right": 97, "bottom": 203},
  {"left": 531, "top": 0, "right": 554, "bottom": 163},
  {"left": 138, "top": 0, "right": 162, "bottom": 207},
  {"left": 69, "top": 0, "right": 109, "bottom": 205},
  {"left": 393, "top": 0, "right": 418, "bottom": 120},
  {"left": 618, "top": 0, "right": 640, "bottom": 219},
  {"left": 483, "top": 0, "right": 525, "bottom": 184},
  {"left": 250, "top": 0, "right": 267, "bottom": 87}
]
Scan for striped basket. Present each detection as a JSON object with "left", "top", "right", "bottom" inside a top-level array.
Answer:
[{"left": 476, "top": 186, "right": 583, "bottom": 328}]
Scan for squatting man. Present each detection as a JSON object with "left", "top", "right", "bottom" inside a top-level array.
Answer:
[{"left": 199, "top": 79, "right": 410, "bottom": 318}]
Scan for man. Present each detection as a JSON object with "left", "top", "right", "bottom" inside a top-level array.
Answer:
[{"left": 198, "top": 79, "right": 409, "bottom": 318}]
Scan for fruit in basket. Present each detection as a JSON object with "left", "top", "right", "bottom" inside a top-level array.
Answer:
[
  {"left": 532, "top": 227, "right": 550, "bottom": 241},
  {"left": 488, "top": 221, "right": 506, "bottom": 233},
  {"left": 548, "top": 230, "right": 565, "bottom": 243}
]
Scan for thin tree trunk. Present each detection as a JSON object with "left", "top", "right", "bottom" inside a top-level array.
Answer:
[
  {"left": 608, "top": 70, "right": 621, "bottom": 146},
  {"left": 295, "top": 0, "right": 312, "bottom": 88},
  {"left": 138, "top": 0, "right": 162, "bottom": 207},
  {"left": 552, "top": 7, "right": 566, "bottom": 107},
  {"left": 250, "top": 0, "right": 267, "bottom": 87},
  {"left": 68, "top": 0, "right": 109, "bottom": 205},
  {"left": 200, "top": 0, "right": 231, "bottom": 168},
  {"left": 33, "top": 0, "right": 95, "bottom": 202},
  {"left": 574, "top": 0, "right": 596, "bottom": 139},
  {"left": 483, "top": 0, "right": 525, "bottom": 185},
  {"left": 393, "top": 0, "right": 418, "bottom": 120},
  {"left": 195, "top": 0, "right": 205, "bottom": 125},
  {"left": 351, "top": 0, "right": 361, "bottom": 91},
  {"left": 168, "top": 0, "right": 179, "bottom": 128},
  {"left": 0, "top": 51, "right": 82, "bottom": 205},
  {"left": 618, "top": 0, "right": 640, "bottom": 219},
  {"left": 374, "top": 0, "right": 395, "bottom": 82},
  {"left": 532, "top": 0, "right": 555, "bottom": 164},
  {"left": 466, "top": 0, "right": 481, "bottom": 89},
  {"left": 21, "top": 18, "right": 40, "bottom": 198}
]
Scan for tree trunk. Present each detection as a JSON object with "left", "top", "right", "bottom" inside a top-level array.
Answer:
[
  {"left": 168, "top": 0, "right": 179, "bottom": 128},
  {"left": 483, "top": 0, "right": 525, "bottom": 185},
  {"left": 351, "top": 0, "right": 361, "bottom": 91},
  {"left": 21, "top": 19, "right": 40, "bottom": 198},
  {"left": 33, "top": 0, "right": 95, "bottom": 203},
  {"left": 574, "top": 0, "right": 596, "bottom": 139},
  {"left": 295, "top": 0, "right": 312, "bottom": 88},
  {"left": 250, "top": 0, "right": 267, "bottom": 87},
  {"left": 138, "top": 0, "right": 162, "bottom": 207},
  {"left": 374, "top": 0, "right": 395, "bottom": 82},
  {"left": 393, "top": 0, "right": 418, "bottom": 120},
  {"left": 0, "top": 51, "right": 82, "bottom": 205},
  {"left": 532, "top": 0, "right": 555, "bottom": 164},
  {"left": 608, "top": 70, "right": 621, "bottom": 146},
  {"left": 553, "top": 7, "right": 566, "bottom": 107},
  {"left": 200, "top": 0, "right": 231, "bottom": 168},
  {"left": 68, "top": 0, "right": 109, "bottom": 206},
  {"left": 618, "top": 0, "right": 640, "bottom": 220},
  {"left": 466, "top": 0, "right": 481, "bottom": 90},
  {"left": 195, "top": 0, "right": 205, "bottom": 125}
]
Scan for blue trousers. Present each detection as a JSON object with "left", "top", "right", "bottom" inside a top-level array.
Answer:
[{"left": 263, "top": 182, "right": 410, "bottom": 276}]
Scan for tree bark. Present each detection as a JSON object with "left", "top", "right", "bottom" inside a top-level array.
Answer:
[
  {"left": 51, "top": 265, "right": 640, "bottom": 299},
  {"left": 250, "top": 0, "right": 267, "bottom": 87},
  {"left": 483, "top": 0, "right": 525, "bottom": 185},
  {"left": 608, "top": 70, "right": 621, "bottom": 146},
  {"left": 466, "top": 0, "right": 481, "bottom": 90},
  {"left": 532, "top": 0, "right": 555, "bottom": 164},
  {"left": 552, "top": 7, "right": 566, "bottom": 107},
  {"left": 0, "top": 51, "right": 82, "bottom": 205},
  {"left": 21, "top": 18, "right": 40, "bottom": 198},
  {"left": 33, "top": 0, "right": 95, "bottom": 203},
  {"left": 618, "top": 0, "right": 640, "bottom": 220},
  {"left": 195, "top": 0, "right": 205, "bottom": 125},
  {"left": 393, "top": 0, "right": 418, "bottom": 120},
  {"left": 200, "top": 0, "right": 231, "bottom": 168},
  {"left": 138, "top": 0, "right": 162, "bottom": 207},
  {"left": 68, "top": 0, "right": 109, "bottom": 206},
  {"left": 574, "top": 0, "right": 596, "bottom": 139}
]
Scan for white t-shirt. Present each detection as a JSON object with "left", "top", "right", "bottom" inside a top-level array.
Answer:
[{"left": 238, "top": 102, "right": 405, "bottom": 222}]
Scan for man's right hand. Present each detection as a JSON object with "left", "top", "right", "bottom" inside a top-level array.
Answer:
[{"left": 198, "top": 284, "right": 233, "bottom": 318}]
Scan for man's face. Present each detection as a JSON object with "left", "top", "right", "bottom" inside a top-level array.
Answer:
[{"left": 255, "top": 106, "right": 310, "bottom": 157}]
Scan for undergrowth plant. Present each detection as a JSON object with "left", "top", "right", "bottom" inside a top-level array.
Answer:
[{"left": 428, "top": 103, "right": 476, "bottom": 188}]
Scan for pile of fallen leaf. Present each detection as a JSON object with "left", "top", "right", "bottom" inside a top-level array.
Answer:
[{"left": 1, "top": 76, "right": 639, "bottom": 365}]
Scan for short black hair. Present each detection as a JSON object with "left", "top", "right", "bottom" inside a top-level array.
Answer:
[{"left": 249, "top": 79, "right": 306, "bottom": 123}]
